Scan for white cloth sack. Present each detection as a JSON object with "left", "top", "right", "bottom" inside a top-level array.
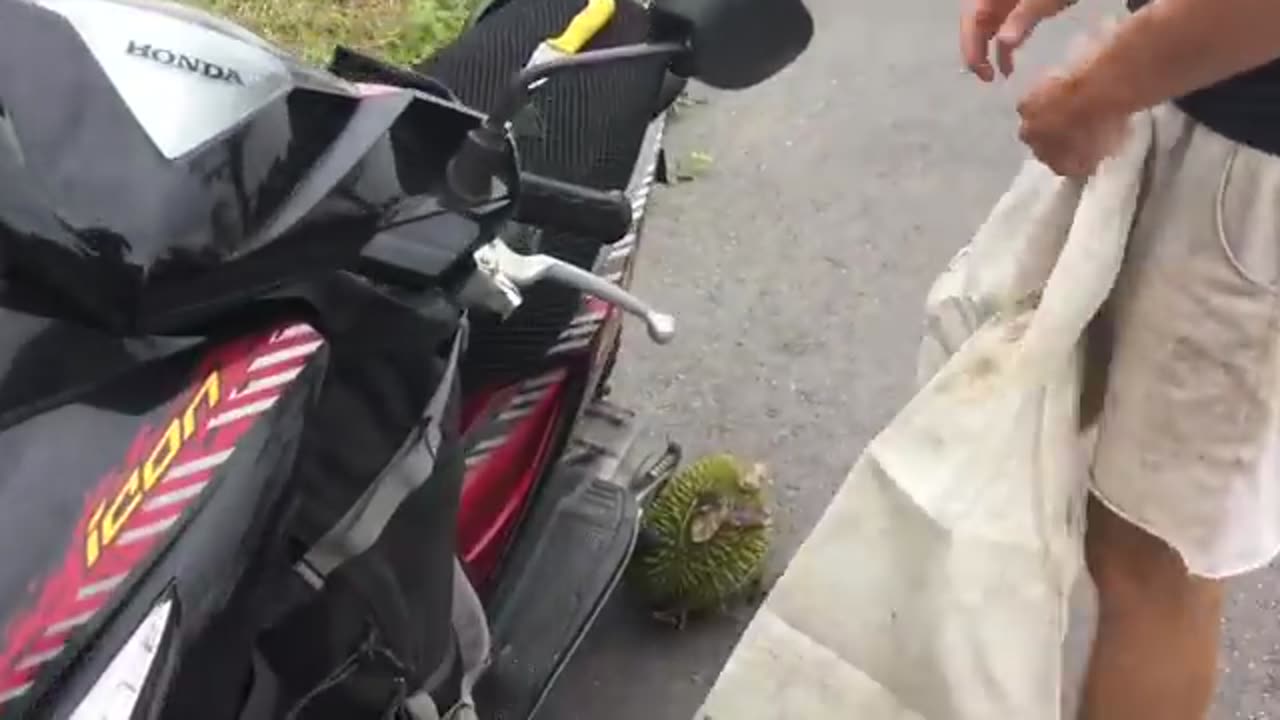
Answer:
[{"left": 698, "top": 113, "right": 1154, "bottom": 720}]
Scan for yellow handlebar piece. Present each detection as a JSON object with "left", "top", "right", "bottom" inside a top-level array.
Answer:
[{"left": 547, "top": 0, "right": 617, "bottom": 54}]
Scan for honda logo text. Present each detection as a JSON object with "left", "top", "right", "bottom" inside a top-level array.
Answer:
[{"left": 125, "top": 41, "right": 245, "bottom": 85}]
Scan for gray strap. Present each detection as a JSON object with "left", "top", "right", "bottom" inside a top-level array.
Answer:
[
  {"left": 449, "top": 557, "right": 491, "bottom": 711},
  {"left": 404, "top": 693, "right": 441, "bottom": 720},
  {"left": 295, "top": 325, "right": 465, "bottom": 585},
  {"left": 406, "top": 560, "right": 492, "bottom": 720}
]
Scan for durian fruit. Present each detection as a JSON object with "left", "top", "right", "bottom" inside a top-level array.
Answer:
[{"left": 630, "top": 454, "right": 772, "bottom": 627}]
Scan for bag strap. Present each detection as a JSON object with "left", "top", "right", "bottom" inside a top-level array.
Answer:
[
  {"left": 404, "top": 560, "right": 491, "bottom": 720},
  {"left": 293, "top": 323, "right": 466, "bottom": 588}
]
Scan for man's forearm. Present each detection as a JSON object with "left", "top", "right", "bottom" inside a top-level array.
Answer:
[{"left": 1069, "top": 0, "right": 1280, "bottom": 116}]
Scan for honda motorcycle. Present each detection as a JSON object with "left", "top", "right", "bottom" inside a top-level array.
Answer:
[{"left": 0, "top": 0, "right": 812, "bottom": 717}]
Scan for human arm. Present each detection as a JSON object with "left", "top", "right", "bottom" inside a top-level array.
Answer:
[
  {"left": 1063, "top": 0, "right": 1280, "bottom": 117},
  {"left": 1015, "top": 0, "right": 1280, "bottom": 175}
]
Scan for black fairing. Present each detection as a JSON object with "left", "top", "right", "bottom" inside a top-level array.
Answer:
[
  {"left": 0, "top": 0, "right": 512, "bottom": 335},
  {"left": 0, "top": 1, "right": 488, "bottom": 716},
  {"left": 52, "top": 363, "right": 320, "bottom": 720},
  {"left": 0, "top": 295, "right": 325, "bottom": 718}
]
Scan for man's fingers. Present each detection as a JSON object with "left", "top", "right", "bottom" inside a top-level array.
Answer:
[
  {"left": 961, "top": 14, "right": 994, "bottom": 80},
  {"left": 996, "top": 38, "right": 1017, "bottom": 76},
  {"left": 999, "top": 0, "right": 1063, "bottom": 43},
  {"left": 961, "top": 3, "right": 1006, "bottom": 81},
  {"left": 995, "top": 0, "right": 1066, "bottom": 75}
]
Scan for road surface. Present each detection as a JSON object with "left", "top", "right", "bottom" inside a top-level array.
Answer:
[{"left": 541, "top": 1, "right": 1280, "bottom": 718}]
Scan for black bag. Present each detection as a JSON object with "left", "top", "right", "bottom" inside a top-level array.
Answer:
[{"left": 252, "top": 276, "right": 470, "bottom": 719}]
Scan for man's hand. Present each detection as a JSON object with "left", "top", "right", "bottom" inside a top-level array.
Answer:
[
  {"left": 961, "top": 0, "right": 1075, "bottom": 80},
  {"left": 1016, "top": 71, "right": 1130, "bottom": 176},
  {"left": 1015, "top": 23, "right": 1130, "bottom": 177},
  {"left": 1008, "top": 0, "right": 1280, "bottom": 176}
]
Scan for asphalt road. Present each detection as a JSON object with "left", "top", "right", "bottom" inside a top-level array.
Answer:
[{"left": 540, "top": 1, "right": 1280, "bottom": 718}]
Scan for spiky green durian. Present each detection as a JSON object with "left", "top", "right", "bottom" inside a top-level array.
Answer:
[{"left": 630, "top": 454, "right": 772, "bottom": 626}]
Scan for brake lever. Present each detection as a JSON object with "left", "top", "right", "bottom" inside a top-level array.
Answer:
[{"left": 470, "top": 239, "right": 676, "bottom": 344}]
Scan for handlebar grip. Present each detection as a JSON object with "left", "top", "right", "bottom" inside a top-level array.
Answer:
[{"left": 515, "top": 172, "right": 633, "bottom": 243}]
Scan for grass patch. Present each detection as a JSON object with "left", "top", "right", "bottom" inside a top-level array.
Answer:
[{"left": 184, "top": 0, "right": 475, "bottom": 66}]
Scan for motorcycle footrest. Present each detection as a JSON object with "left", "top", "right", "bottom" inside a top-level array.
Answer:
[{"left": 476, "top": 409, "right": 642, "bottom": 719}]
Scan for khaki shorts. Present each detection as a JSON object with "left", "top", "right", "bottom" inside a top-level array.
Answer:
[{"left": 1088, "top": 104, "right": 1280, "bottom": 579}]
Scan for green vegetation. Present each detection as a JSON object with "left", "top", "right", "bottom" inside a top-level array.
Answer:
[
  {"left": 673, "top": 150, "right": 714, "bottom": 183},
  {"left": 185, "top": 0, "right": 474, "bottom": 66}
]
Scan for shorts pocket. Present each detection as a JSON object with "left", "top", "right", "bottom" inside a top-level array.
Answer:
[{"left": 1215, "top": 141, "right": 1280, "bottom": 292}]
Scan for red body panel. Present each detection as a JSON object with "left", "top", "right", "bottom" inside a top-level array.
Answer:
[
  {"left": 457, "top": 370, "right": 572, "bottom": 584},
  {"left": 455, "top": 285, "right": 631, "bottom": 588}
]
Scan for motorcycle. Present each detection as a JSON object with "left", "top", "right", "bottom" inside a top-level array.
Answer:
[{"left": 0, "top": 0, "right": 811, "bottom": 717}]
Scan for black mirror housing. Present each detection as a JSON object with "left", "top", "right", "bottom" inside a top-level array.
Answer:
[{"left": 651, "top": 0, "right": 813, "bottom": 90}]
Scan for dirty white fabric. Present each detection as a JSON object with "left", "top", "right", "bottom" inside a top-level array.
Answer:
[
  {"left": 1088, "top": 104, "right": 1280, "bottom": 579},
  {"left": 697, "top": 111, "right": 1154, "bottom": 720}
]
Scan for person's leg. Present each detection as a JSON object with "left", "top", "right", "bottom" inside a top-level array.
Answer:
[
  {"left": 1082, "top": 105, "right": 1280, "bottom": 720},
  {"left": 1077, "top": 496, "right": 1224, "bottom": 720}
]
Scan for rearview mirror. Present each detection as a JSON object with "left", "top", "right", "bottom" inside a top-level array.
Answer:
[{"left": 651, "top": 0, "right": 814, "bottom": 90}]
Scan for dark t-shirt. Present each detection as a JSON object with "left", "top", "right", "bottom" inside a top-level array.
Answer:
[{"left": 1129, "top": 0, "right": 1280, "bottom": 156}]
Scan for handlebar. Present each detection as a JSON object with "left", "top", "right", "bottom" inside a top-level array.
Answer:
[{"left": 513, "top": 172, "right": 634, "bottom": 243}]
